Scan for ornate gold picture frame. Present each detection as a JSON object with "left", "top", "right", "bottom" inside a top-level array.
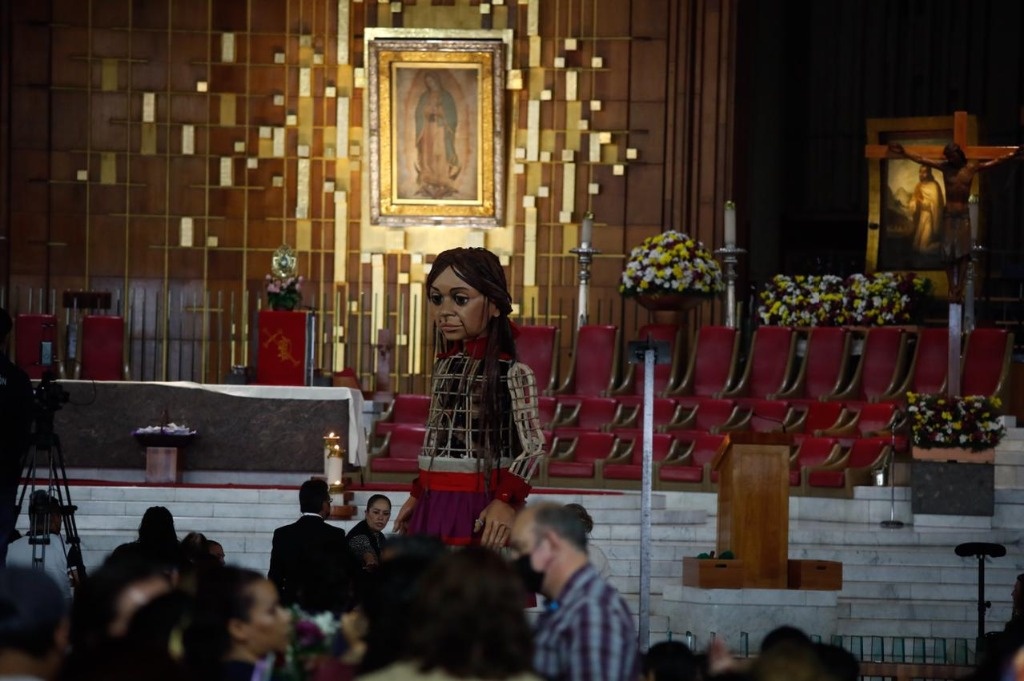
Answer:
[
  {"left": 865, "top": 114, "right": 978, "bottom": 297},
  {"left": 367, "top": 34, "right": 506, "bottom": 228}
]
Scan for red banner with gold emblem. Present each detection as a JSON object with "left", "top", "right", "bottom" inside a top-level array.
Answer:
[{"left": 256, "top": 310, "right": 308, "bottom": 385}]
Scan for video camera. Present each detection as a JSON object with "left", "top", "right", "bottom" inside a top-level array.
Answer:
[{"left": 33, "top": 371, "right": 69, "bottom": 416}]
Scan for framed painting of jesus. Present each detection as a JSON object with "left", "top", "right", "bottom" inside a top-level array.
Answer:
[
  {"left": 367, "top": 32, "right": 507, "bottom": 228},
  {"left": 865, "top": 114, "right": 978, "bottom": 296}
]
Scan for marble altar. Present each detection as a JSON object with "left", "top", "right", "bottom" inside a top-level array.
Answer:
[{"left": 45, "top": 381, "right": 366, "bottom": 474}]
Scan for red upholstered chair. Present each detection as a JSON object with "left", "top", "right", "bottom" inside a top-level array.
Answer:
[
  {"left": 611, "top": 397, "right": 684, "bottom": 430},
  {"left": 720, "top": 326, "right": 797, "bottom": 400},
  {"left": 669, "top": 398, "right": 747, "bottom": 434},
  {"left": 75, "top": 315, "right": 128, "bottom": 380},
  {"left": 14, "top": 313, "right": 61, "bottom": 380},
  {"left": 788, "top": 437, "right": 841, "bottom": 486},
  {"left": 657, "top": 432, "right": 729, "bottom": 491},
  {"left": 732, "top": 399, "right": 798, "bottom": 434},
  {"left": 789, "top": 400, "right": 848, "bottom": 435},
  {"left": 892, "top": 327, "right": 948, "bottom": 397},
  {"left": 551, "top": 396, "right": 627, "bottom": 439},
  {"left": 613, "top": 324, "right": 685, "bottom": 407},
  {"left": 834, "top": 327, "right": 909, "bottom": 404},
  {"left": 515, "top": 325, "right": 560, "bottom": 394},
  {"left": 960, "top": 328, "right": 1013, "bottom": 402},
  {"left": 772, "top": 327, "right": 851, "bottom": 403},
  {"left": 554, "top": 325, "right": 621, "bottom": 402},
  {"left": 536, "top": 396, "right": 559, "bottom": 430},
  {"left": 541, "top": 431, "right": 619, "bottom": 488},
  {"left": 365, "top": 424, "right": 426, "bottom": 483},
  {"left": 372, "top": 394, "right": 431, "bottom": 445},
  {"left": 823, "top": 402, "right": 904, "bottom": 451},
  {"left": 602, "top": 433, "right": 680, "bottom": 489},
  {"left": 669, "top": 325, "right": 739, "bottom": 407},
  {"left": 805, "top": 437, "right": 891, "bottom": 497}
]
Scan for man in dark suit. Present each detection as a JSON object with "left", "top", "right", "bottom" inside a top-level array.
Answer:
[
  {"left": 268, "top": 478, "right": 356, "bottom": 613},
  {"left": 0, "top": 308, "right": 34, "bottom": 566}
]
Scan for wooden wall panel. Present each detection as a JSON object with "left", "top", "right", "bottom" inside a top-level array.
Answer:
[{"left": 2, "top": 0, "right": 738, "bottom": 384}]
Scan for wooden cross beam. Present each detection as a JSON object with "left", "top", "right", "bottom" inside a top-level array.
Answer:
[{"left": 865, "top": 110, "right": 1019, "bottom": 163}]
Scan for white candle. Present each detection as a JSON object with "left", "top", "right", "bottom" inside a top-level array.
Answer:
[
  {"left": 581, "top": 213, "right": 594, "bottom": 246},
  {"left": 724, "top": 201, "right": 737, "bottom": 246},
  {"left": 326, "top": 454, "right": 343, "bottom": 489},
  {"left": 968, "top": 195, "right": 979, "bottom": 241}
]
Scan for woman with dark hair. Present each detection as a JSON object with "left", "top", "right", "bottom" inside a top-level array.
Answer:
[
  {"left": 392, "top": 248, "right": 546, "bottom": 548},
  {"left": 183, "top": 566, "right": 292, "bottom": 681},
  {"left": 110, "top": 505, "right": 185, "bottom": 572},
  {"left": 347, "top": 494, "right": 391, "bottom": 570},
  {"left": 360, "top": 546, "right": 541, "bottom": 680}
]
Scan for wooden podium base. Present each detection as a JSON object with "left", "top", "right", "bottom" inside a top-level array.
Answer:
[
  {"left": 682, "top": 558, "right": 843, "bottom": 591},
  {"left": 146, "top": 447, "right": 184, "bottom": 484}
]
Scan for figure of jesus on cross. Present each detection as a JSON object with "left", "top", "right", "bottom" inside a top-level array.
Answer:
[
  {"left": 865, "top": 110, "right": 1024, "bottom": 396},
  {"left": 886, "top": 140, "right": 1024, "bottom": 301}
]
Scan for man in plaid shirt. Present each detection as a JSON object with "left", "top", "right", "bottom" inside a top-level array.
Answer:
[{"left": 511, "top": 502, "right": 640, "bottom": 681}]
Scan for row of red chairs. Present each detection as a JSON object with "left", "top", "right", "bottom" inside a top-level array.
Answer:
[
  {"left": 372, "top": 393, "right": 904, "bottom": 452},
  {"left": 364, "top": 423, "right": 891, "bottom": 498},
  {"left": 373, "top": 324, "right": 1012, "bottom": 445}
]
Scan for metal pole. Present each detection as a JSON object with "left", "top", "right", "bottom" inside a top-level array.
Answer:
[{"left": 639, "top": 345, "right": 654, "bottom": 652}]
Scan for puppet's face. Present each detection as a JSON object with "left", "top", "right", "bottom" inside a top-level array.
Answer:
[{"left": 428, "top": 266, "right": 497, "bottom": 341}]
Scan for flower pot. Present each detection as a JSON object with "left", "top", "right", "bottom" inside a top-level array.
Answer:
[
  {"left": 911, "top": 446, "right": 995, "bottom": 464},
  {"left": 635, "top": 293, "right": 709, "bottom": 312}
]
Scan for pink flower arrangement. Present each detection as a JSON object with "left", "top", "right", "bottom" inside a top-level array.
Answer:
[{"left": 266, "top": 274, "right": 303, "bottom": 310}]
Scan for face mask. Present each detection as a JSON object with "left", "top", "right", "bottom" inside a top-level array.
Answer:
[{"left": 514, "top": 554, "right": 545, "bottom": 595}]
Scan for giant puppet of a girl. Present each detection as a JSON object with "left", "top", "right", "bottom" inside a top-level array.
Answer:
[{"left": 392, "top": 248, "right": 545, "bottom": 548}]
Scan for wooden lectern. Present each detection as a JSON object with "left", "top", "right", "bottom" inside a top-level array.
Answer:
[{"left": 713, "top": 432, "right": 792, "bottom": 588}]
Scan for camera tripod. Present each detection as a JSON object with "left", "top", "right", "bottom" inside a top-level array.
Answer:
[{"left": 17, "top": 401, "right": 86, "bottom": 580}]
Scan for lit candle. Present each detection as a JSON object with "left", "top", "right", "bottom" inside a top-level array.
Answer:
[
  {"left": 323, "top": 432, "right": 340, "bottom": 478},
  {"left": 581, "top": 212, "right": 594, "bottom": 247},
  {"left": 326, "top": 447, "right": 343, "bottom": 489},
  {"left": 724, "top": 201, "right": 737, "bottom": 246},
  {"left": 968, "top": 194, "right": 979, "bottom": 242}
]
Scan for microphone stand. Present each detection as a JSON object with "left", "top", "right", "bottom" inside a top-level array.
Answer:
[{"left": 880, "top": 414, "right": 904, "bottom": 529}]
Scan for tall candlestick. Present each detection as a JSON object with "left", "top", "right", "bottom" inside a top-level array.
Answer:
[
  {"left": 581, "top": 212, "right": 594, "bottom": 246},
  {"left": 724, "top": 201, "right": 737, "bottom": 246},
  {"left": 968, "top": 194, "right": 979, "bottom": 241}
]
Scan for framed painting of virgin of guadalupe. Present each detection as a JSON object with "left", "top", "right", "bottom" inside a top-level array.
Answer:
[{"left": 367, "top": 30, "right": 509, "bottom": 228}]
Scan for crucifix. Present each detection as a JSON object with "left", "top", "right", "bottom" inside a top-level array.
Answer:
[{"left": 866, "top": 110, "right": 1024, "bottom": 396}]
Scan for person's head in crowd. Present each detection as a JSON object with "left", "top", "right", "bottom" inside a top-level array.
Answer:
[
  {"left": 1012, "top": 573, "right": 1024, "bottom": 619},
  {"left": 642, "top": 640, "right": 698, "bottom": 681},
  {"left": 0, "top": 307, "right": 12, "bottom": 349},
  {"left": 564, "top": 502, "right": 594, "bottom": 534},
  {"left": 70, "top": 556, "right": 173, "bottom": 653},
  {"left": 814, "top": 642, "right": 859, "bottom": 681},
  {"left": 378, "top": 533, "right": 446, "bottom": 564},
  {"left": 358, "top": 538, "right": 446, "bottom": 675},
  {"left": 299, "top": 479, "right": 330, "bottom": 516},
  {"left": 403, "top": 546, "right": 534, "bottom": 679},
  {"left": 123, "top": 590, "right": 193, "bottom": 663},
  {"left": 759, "top": 624, "right": 812, "bottom": 653},
  {"left": 509, "top": 501, "right": 588, "bottom": 598},
  {"left": 180, "top": 531, "right": 208, "bottom": 563},
  {"left": 0, "top": 567, "right": 69, "bottom": 681},
  {"left": 364, "top": 494, "right": 392, "bottom": 533},
  {"left": 184, "top": 566, "right": 291, "bottom": 680},
  {"left": 28, "top": 491, "right": 62, "bottom": 537},
  {"left": 207, "top": 540, "right": 226, "bottom": 566},
  {"left": 752, "top": 638, "right": 824, "bottom": 681},
  {"left": 138, "top": 506, "right": 178, "bottom": 547}
]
